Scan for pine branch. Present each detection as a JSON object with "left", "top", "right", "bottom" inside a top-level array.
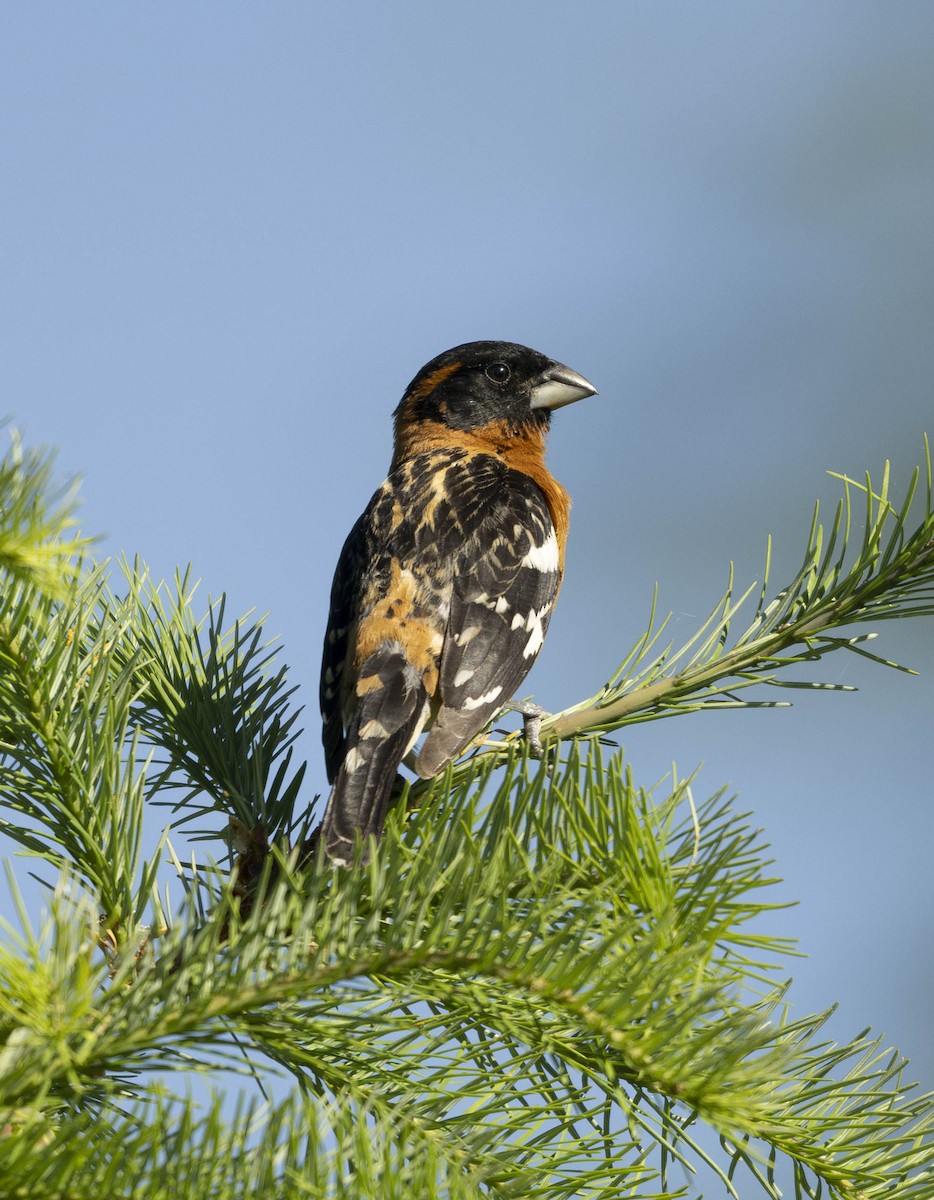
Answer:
[
  {"left": 0, "top": 565, "right": 152, "bottom": 933},
  {"left": 456, "top": 442, "right": 934, "bottom": 770},
  {"left": 3, "top": 431, "right": 933, "bottom": 1197},
  {"left": 0, "top": 429, "right": 91, "bottom": 597},
  {"left": 3, "top": 748, "right": 932, "bottom": 1197},
  {"left": 1, "top": 1089, "right": 509, "bottom": 1200},
  {"left": 103, "top": 562, "right": 306, "bottom": 841}
]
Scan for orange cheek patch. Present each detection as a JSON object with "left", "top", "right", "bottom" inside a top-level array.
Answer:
[{"left": 409, "top": 361, "right": 463, "bottom": 400}]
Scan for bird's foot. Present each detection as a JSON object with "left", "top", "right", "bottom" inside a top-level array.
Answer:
[{"left": 506, "top": 699, "right": 551, "bottom": 759}]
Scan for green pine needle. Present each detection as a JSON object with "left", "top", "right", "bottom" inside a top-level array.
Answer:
[{"left": 2, "top": 430, "right": 933, "bottom": 1198}]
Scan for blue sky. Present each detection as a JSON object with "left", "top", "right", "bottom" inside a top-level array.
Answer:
[{"left": 3, "top": 2, "right": 933, "bottom": 1097}]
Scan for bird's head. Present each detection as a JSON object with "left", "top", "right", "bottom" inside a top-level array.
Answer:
[{"left": 393, "top": 341, "right": 596, "bottom": 447}]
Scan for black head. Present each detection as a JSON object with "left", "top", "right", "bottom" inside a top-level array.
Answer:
[{"left": 395, "top": 340, "right": 596, "bottom": 435}]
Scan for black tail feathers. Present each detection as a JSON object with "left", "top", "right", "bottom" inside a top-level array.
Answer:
[{"left": 319, "top": 651, "right": 427, "bottom": 865}]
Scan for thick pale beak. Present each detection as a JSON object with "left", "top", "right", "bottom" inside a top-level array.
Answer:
[{"left": 529, "top": 360, "right": 598, "bottom": 411}]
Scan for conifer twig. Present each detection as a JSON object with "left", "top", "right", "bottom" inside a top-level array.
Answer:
[{"left": 486, "top": 442, "right": 934, "bottom": 755}]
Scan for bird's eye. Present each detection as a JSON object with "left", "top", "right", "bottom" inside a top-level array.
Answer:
[{"left": 485, "top": 363, "right": 511, "bottom": 384}]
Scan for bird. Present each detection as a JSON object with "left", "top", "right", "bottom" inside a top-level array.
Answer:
[{"left": 318, "top": 340, "right": 596, "bottom": 864}]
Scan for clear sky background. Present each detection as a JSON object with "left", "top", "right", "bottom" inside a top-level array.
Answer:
[{"left": 2, "top": 1, "right": 933, "bottom": 1101}]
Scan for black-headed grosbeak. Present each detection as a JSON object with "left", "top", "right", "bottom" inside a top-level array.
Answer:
[{"left": 319, "top": 340, "right": 596, "bottom": 864}]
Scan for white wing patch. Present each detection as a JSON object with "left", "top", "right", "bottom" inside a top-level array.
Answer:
[
  {"left": 343, "top": 745, "right": 364, "bottom": 774},
  {"left": 403, "top": 698, "right": 433, "bottom": 758},
  {"left": 462, "top": 685, "right": 504, "bottom": 711},
  {"left": 521, "top": 529, "right": 559, "bottom": 573},
  {"left": 513, "top": 602, "right": 553, "bottom": 658},
  {"left": 524, "top": 613, "right": 548, "bottom": 658},
  {"left": 469, "top": 592, "right": 512, "bottom": 614}
]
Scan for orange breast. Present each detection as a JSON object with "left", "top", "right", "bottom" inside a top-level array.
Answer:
[{"left": 391, "top": 416, "right": 571, "bottom": 568}]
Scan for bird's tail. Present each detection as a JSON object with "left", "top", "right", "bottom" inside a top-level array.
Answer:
[{"left": 320, "top": 650, "right": 428, "bottom": 865}]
